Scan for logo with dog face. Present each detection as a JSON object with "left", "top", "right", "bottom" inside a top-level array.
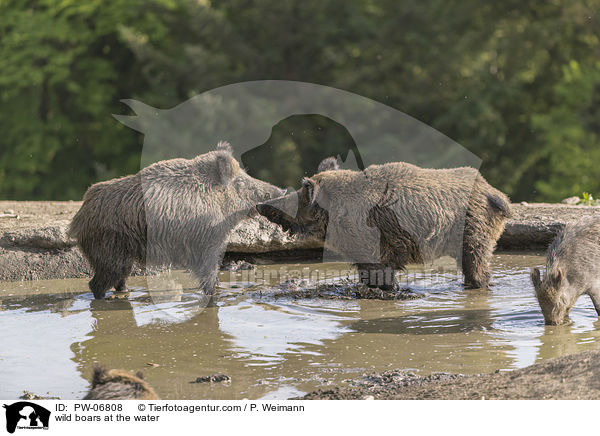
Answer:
[{"left": 2, "top": 402, "right": 50, "bottom": 433}]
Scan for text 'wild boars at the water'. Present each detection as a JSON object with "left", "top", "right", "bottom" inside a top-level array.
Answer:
[
  {"left": 258, "top": 159, "right": 511, "bottom": 290},
  {"left": 83, "top": 366, "right": 159, "bottom": 400},
  {"left": 69, "top": 142, "right": 285, "bottom": 299},
  {"left": 531, "top": 217, "right": 600, "bottom": 325}
]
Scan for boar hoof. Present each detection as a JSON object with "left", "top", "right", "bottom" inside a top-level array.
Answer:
[
  {"left": 115, "top": 280, "right": 127, "bottom": 293},
  {"left": 92, "top": 289, "right": 107, "bottom": 299}
]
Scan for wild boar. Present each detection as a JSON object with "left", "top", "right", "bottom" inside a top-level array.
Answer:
[
  {"left": 83, "top": 366, "right": 159, "bottom": 400},
  {"left": 69, "top": 141, "right": 285, "bottom": 299},
  {"left": 257, "top": 159, "right": 511, "bottom": 290},
  {"left": 531, "top": 217, "right": 600, "bottom": 325}
]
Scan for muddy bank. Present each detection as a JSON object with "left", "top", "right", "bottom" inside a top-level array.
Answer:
[
  {"left": 498, "top": 202, "right": 600, "bottom": 249},
  {"left": 0, "top": 201, "right": 598, "bottom": 281},
  {"left": 247, "top": 278, "right": 425, "bottom": 300},
  {"left": 300, "top": 350, "right": 600, "bottom": 400}
]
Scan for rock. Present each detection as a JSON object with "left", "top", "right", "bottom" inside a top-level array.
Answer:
[
  {"left": 220, "top": 260, "right": 255, "bottom": 271},
  {"left": 0, "top": 225, "right": 74, "bottom": 250},
  {"left": 19, "top": 391, "right": 60, "bottom": 400},
  {"left": 562, "top": 196, "right": 580, "bottom": 205},
  {"left": 192, "top": 374, "right": 231, "bottom": 384},
  {"left": 251, "top": 278, "right": 424, "bottom": 301},
  {"left": 277, "top": 278, "right": 311, "bottom": 292},
  {"left": 498, "top": 203, "right": 600, "bottom": 250},
  {"left": 226, "top": 215, "right": 323, "bottom": 253}
]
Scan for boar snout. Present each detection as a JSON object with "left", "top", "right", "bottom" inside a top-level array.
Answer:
[
  {"left": 260, "top": 184, "right": 287, "bottom": 202},
  {"left": 544, "top": 312, "right": 570, "bottom": 326},
  {"left": 256, "top": 203, "right": 301, "bottom": 234},
  {"left": 247, "top": 188, "right": 286, "bottom": 217},
  {"left": 266, "top": 186, "right": 287, "bottom": 199}
]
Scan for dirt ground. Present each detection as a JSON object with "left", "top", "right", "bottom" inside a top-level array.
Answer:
[
  {"left": 0, "top": 201, "right": 90, "bottom": 281},
  {"left": 301, "top": 350, "right": 600, "bottom": 399}
]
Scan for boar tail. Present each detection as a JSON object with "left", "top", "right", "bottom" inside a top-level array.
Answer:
[
  {"left": 487, "top": 193, "right": 512, "bottom": 218},
  {"left": 67, "top": 212, "right": 83, "bottom": 239}
]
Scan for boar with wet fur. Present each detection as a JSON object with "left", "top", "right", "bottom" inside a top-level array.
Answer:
[
  {"left": 258, "top": 159, "right": 511, "bottom": 289},
  {"left": 83, "top": 366, "right": 159, "bottom": 400},
  {"left": 69, "top": 142, "right": 285, "bottom": 299},
  {"left": 531, "top": 217, "right": 600, "bottom": 325}
]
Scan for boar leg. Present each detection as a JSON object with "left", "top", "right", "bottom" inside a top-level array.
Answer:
[
  {"left": 114, "top": 279, "right": 127, "bottom": 293},
  {"left": 114, "top": 259, "right": 134, "bottom": 292},
  {"left": 189, "top": 248, "right": 224, "bottom": 295},
  {"left": 89, "top": 267, "right": 116, "bottom": 299},
  {"left": 462, "top": 240, "right": 492, "bottom": 289},
  {"left": 588, "top": 288, "right": 600, "bottom": 316},
  {"left": 88, "top": 250, "right": 132, "bottom": 298},
  {"left": 356, "top": 263, "right": 397, "bottom": 290}
]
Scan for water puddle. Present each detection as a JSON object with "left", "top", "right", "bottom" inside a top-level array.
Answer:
[{"left": 1, "top": 252, "right": 599, "bottom": 399}]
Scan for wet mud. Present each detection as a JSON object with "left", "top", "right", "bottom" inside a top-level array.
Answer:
[{"left": 301, "top": 350, "right": 600, "bottom": 399}]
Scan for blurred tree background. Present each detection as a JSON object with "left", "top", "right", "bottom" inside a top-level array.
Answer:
[{"left": 0, "top": 0, "right": 599, "bottom": 201}]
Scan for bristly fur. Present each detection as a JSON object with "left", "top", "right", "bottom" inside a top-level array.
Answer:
[
  {"left": 258, "top": 158, "right": 512, "bottom": 290},
  {"left": 84, "top": 365, "right": 159, "bottom": 400},
  {"left": 216, "top": 140, "right": 232, "bottom": 153},
  {"left": 531, "top": 217, "right": 600, "bottom": 324},
  {"left": 69, "top": 142, "right": 284, "bottom": 299}
]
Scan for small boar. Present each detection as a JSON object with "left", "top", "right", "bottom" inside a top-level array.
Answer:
[
  {"left": 83, "top": 366, "right": 159, "bottom": 400},
  {"left": 69, "top": 142, "right": 285, "bottom": 299},
  {"left": 257, "top": 159, "right": 511, "bottom": 289},
  {"left": 531, "top": 217, "right": 600, "bottom": 325}
]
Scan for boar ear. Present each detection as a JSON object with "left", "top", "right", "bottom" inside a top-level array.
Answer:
[
  {"left": 302, "top": 178, "right": 320, "bottom": 208},
  {"left": 91, "top": 365, "right": 108, "bottom": 386},
  {"left": 531, "top": 267, "right": 542, "bottom": 292},
  {"left": 216, "top": 153, "right": 235, "bottom": 184},
  {"left": 135, "top": 371, "right": 145, "bottom": 380},
  {"left": 549, "top": 268, "right": 565, "bottom": 287},
  {"left": 216, "top": 140, "right": 232, "bottom": 154},
  {"left": 317, "top": 157, "right": 339, "bottom": 173}
]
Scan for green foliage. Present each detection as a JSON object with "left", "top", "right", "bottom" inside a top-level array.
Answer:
[
  {"left": 578, "top": 192, "right": 600, "bottom": 206},
  {"left": 0, "top": 0, "right": 177, "bottom": 199},
  {"left": 1, "top": 0, "right": 600, "bottom": 201}
]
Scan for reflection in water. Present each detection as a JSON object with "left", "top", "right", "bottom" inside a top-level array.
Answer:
[
  {"left": 0, "top": 301, "right": 92, "bottom": 398},
  {"left": 1, "top": 253, "right": 600, "bottom": 399},
  {"left": 218, "top": 300, "right": 356, "bottom": 365},
  {"left": 350, "top": 309, "right": 493, "bottom": 335}
]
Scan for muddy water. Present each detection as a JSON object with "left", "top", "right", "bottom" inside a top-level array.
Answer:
[{"left": 1, "top": 252, "right": 599, "bottom": 400}]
